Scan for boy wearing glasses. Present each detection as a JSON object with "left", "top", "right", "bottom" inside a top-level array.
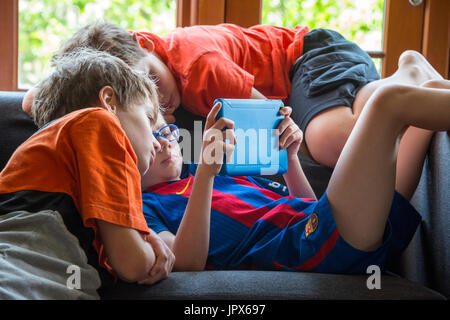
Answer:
[
  {"left": 140, "top": 82, "right": 450, "bottom": 273},
  {"left": 144, "top": 122, "right": 184, "bottom": 188}
]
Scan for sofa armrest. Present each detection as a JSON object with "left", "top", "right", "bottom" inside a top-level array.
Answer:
[{"left": 394, "top": 131, "right": 450, "bottom": 298}]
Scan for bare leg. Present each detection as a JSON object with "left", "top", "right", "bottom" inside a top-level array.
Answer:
[
  {"left": 326, "top": 83, "right": 450, "bottom": 251},
  {"left": 391, "top": 79, "right": 450, "bottom": 199},
  {"left": 394, "top": 126, "right": 433, "bottom": 200},
  {"left": 304, "top": 51, "right": 444, "bottom": 168}
]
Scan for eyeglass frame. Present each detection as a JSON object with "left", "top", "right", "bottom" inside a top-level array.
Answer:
[{"left": 153, "top": 124, "right": 180, "bottom": 142}]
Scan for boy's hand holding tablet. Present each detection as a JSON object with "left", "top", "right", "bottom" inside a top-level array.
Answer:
[
  {"left": 198, "top": 101, "right": 237, "bottom": 177},
  {"left": 212, "top": 98, "right": 302, "bottom": 176},
  {"left": 277, "top": 105, "right": 303, "bottom": 159}
]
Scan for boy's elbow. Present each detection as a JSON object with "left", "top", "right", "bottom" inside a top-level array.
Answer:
[
  {"left": 174, "top": 265, "right": 204, "bottom": 272},
  {"left": 22, "top": 87, "right": 37, "bottom": 115},
  {"left": 116, "top": 265, "right": 146, "bottom": 283},
  {"left": 114, "top": 249, "right": 155, "bottom": 283},
  {"left": 173, "top": 258, "right": 205, "bottom": 272}
]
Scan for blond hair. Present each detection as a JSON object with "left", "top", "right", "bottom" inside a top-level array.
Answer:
[{"left": 32, "top": 47, "right": 159, "bottom": 128}]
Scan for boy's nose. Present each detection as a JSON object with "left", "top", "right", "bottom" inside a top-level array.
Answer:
[
  {"left": 152, "top": 135, "right": 161, "bottom": 152},
  {"left": 157, "top": 136, "right": 172, "bottom": 149}
]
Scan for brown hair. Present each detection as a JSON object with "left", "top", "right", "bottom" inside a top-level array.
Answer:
[
  {"left": 31, "top": 47, "right": 159, "bottom": 128},
  {"left": 53, "top": 20, "right": 147, "bottom": 67}
]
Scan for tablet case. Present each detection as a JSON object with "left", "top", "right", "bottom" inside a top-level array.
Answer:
[{"left": 214, "top": 98, "right": 288, "bottom": 176}]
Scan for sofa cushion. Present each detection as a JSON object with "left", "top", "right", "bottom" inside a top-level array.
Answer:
[
  {"left": 0, "top": 91, "right": 38, "bottom": 171},
  {"left": 98, "top": 270, "right": 445, "bottom": 300},
  {"left": 0, "top": 91, "right": 446, "bottom": 300}
]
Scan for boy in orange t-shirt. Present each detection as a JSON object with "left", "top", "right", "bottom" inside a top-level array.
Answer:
[
  {"left": 23, "top": 21, "right": 444, "bottom": 199},
  {"left": 0, "top": 48, "right": 174, "bottom": 299}
]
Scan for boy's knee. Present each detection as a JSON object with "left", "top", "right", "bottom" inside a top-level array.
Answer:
[{"left": 368, "top": 84, "right": 411, "bottom": 116}]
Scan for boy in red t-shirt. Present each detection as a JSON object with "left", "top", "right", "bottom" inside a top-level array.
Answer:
[
  {"left": 0, "top": 47, "right": 174, "bottom": 299},
  {"left": 23, "top": 21, "right": 444, "bottom": 199}
]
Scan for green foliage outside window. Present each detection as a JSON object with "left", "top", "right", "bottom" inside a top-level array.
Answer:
[
  {"left": 18, "top": 0, "right": 384, "bottom": 88},
  {"left": 262, "top": 0, "right": 384, "bottom": 49},
  {"left": 19, "top": 0, "right": 176, "bottom": 87}
]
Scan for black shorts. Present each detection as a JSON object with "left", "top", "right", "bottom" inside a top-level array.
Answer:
[{"left": 289, "top": 29, "right": 380, "bottom": 133}]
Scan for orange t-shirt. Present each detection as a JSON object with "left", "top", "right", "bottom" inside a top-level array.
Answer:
[
  {"left": 134, "top": 23, "right": 309, "bottom": 117},
  {"left": 0, "top": 108, "right": 149, "bottom": 274}
]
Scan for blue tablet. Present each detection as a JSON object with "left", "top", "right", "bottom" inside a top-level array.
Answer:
[{"left": 214, "top": 98, "right": 288, "bottom": 176}]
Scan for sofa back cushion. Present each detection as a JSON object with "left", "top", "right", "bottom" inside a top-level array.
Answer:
[{"left": 0, "top": 92, "right": 37, "bottom": 171}]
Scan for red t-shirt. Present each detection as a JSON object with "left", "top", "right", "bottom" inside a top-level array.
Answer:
[
  {"left": 134, "top": 23, "right": 309, "bottom": 117},
  {"left": 0, "top": 108, "right": 149, "bottom": 274}
]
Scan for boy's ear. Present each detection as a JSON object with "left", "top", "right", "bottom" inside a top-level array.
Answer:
[
  {"left": 98, "top": 86, "right": 119, "bottom": 114},
  {"left": 132, "top": 32, "right": 155, "bottom": 52}
]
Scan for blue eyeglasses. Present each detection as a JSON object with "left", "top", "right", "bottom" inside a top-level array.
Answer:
[{"left": 153, "top": 124, "right": 180, "bottom": 142}]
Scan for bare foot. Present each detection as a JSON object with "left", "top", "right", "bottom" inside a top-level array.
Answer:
[{"left": 397, "top": 50, "right": 443, "bottom": 84}]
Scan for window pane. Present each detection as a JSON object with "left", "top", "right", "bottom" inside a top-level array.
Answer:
[
  {"left": 372, "top": 58, "right": 383, "bottom": 75},
  {"left": 262, "top": 0, "right": 384, "bottom": 52},
  {"left": 18, "top": 0, "right": 176, "bottom": 89}
]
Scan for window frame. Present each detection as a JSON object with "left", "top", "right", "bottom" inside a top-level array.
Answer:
[
  {"left": 0, "top": 0, "right": 19, "bottom": 91},
  {"left": 1, "top": 0, "right": 448, "bottom": 91}
]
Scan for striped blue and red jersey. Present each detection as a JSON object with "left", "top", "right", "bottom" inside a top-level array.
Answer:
[
  {"left": 143, "top": 163, "right": 421, "bottom": 274},
  {"left": 142, "top": 164, "right": 341, "bottom": 272}
]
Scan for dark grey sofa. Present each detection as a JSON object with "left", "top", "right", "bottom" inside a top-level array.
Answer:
[{"left": 0, "top": 91, "right": 447, "bottom": 300}]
